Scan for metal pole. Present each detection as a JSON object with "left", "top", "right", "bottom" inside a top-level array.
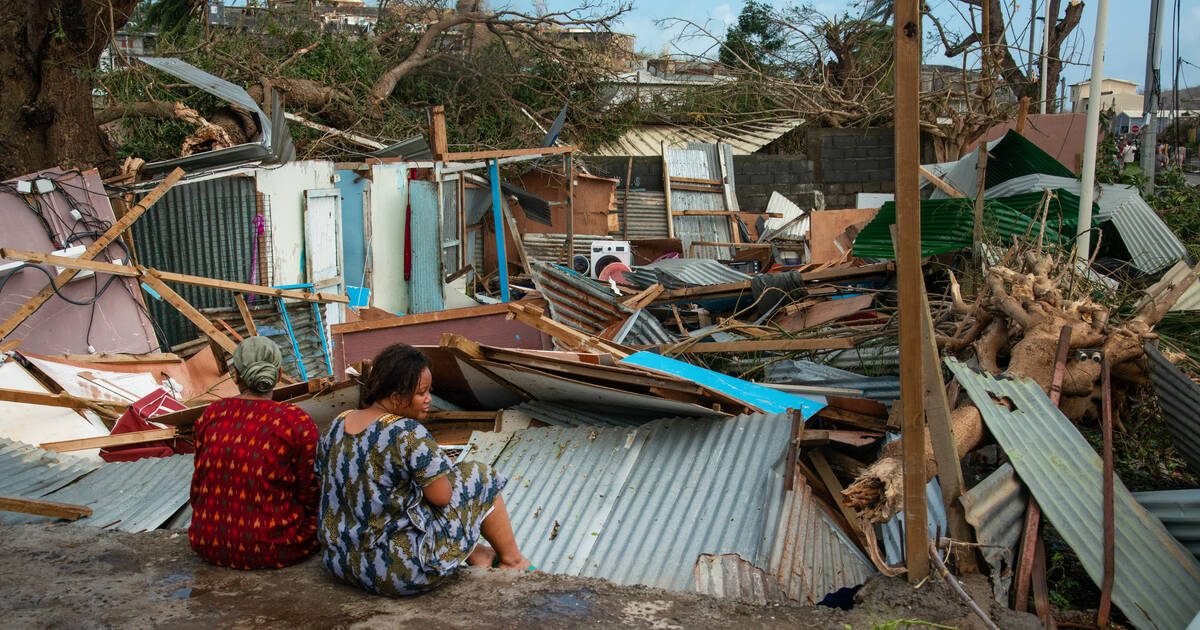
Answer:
[
  {"left": 1039, "top": 0, "right": 1050, "bottom": 113},
  {"left": 1027, "top": 0, "right": 1038, "bottom": 81},
  {"left": 1076, "top": 0, "right": 1110, "bottom": 261},
  {"left": 488, "top": 158, "right": 510, "bottom": 302},
  {"left": 1140, "top": 0, "right": 1167, "bottom": 196}
]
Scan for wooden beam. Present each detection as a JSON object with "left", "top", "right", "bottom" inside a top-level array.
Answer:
[
  {"left": 672, "top": 338, "right": 855, "bottom": 354},
  {"left": 0, "top": 249, "right": 348, "bottom": 303},
  {"left": 40, "top": 428, "right": 179, "bottom": 453},
  {"left": 661, "top": 141, "right": 675, "bottom": 239},
  {"left": 505, "top": 303, "right": 632, "bottom": 358},
  {"left": 622, "top": 157, "right": 632, "bottom": 240},
  {"left": 621, "top": 284, "right": 664, "bottom": 310},
  {"left": 797, "top": 429, "right": 881, "bottom": 448},
  {"left": 60, "top": 353, "right": 181, "bottom": 364},
  {"left": 140, "top": 271, "right": 238, "bottom": 355},
  {"left": 894, "top": 0, "right": 929, "bottom": 582},
  {"left": 215, "top": 317, "right": 245, "bottom": 342},
  {"left": 428, "top": 105, "right": 448, "bottom": 160},
  {"left": 499, "top": 196, "right": 531, "bottom": 274},
  {"left": 921, "top": 291, "right": 978, "bottom": 573},
  {"left": 670, "top": 210, "right": 782, "bottom": 218},
  {"left": 0, "top": 387, "right": 127, "bottom": 412},
  {"left": 809, "top": 450, "right": 870, "bottom": 549},
  {"left": 0, "top": 167, "right": 184, "bottom": 341},
  {"left": 235, "top": 293, "right": 259, "bottom": 337},
  {"left": 918, "top": 166, "right": 966, "bottom": 198},
  {"left": 669, "top": 176, "right": 723, "bottom": 186},
  {"left": 440, "top": 145, "right": 577, "bottom": 161},
  {"left": 0, "top": 495, "right": 92, "bottom": 520},
  {"left": 1016, "top": 96, "right": 1030, "bottom": 135}
]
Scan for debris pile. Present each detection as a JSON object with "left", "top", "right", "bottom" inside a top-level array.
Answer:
[{"left": 1, "top": 61, "right": 1199, "bottom": 628}]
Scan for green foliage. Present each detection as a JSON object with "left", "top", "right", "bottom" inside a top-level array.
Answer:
[
  {"left": 143, "top": 0, "right": 200, "bottom": 34},
  {"left": 719, "top": 1, "right": 785, "bottom": 71}
]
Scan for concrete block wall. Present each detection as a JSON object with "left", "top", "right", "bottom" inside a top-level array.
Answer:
[
  {"left": 730, "top": 154, "right": 817, "bottom": 214},
  {"left": 806, "top": 127, "right": 895, "bottom": 209}
]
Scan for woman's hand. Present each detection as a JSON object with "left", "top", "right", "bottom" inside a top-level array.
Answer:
[{"left": 422, "top": 475, "right": 452, "bottom": 507}]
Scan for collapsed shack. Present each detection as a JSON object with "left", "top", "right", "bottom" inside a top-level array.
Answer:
[{"left": 0, "top": 62, "right": 1198, "bottom": 629}]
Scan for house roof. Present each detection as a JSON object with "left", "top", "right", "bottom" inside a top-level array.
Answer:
[{"left": 591, "top": 118, "right": 804, "bottom": 157}]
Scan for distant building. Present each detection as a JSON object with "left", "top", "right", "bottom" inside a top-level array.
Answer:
[
  {"left": 1114, "top": 109, "right": 1200, "bottom": 135},
  {"left": 920, "top": 64, "right": 1017, "bottom": 113},
  {"left": 603, "top": 58, "right": 734, "bottom": 106},
  {"left": 1070, "top": 78, "right": 1141, "bottom": 114}
]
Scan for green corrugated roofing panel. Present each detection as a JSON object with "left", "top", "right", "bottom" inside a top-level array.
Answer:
[
  {"left": 852, "top": 196, "right": 1078, "bottom": 259},
  {"left": 990, "top": 188, "right": 1087, "bottom": 234},
  {"left": 985, "top": 129, "right": 1076, "bottom": 187}
]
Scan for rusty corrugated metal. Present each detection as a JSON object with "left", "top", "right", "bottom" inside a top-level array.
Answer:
[
  {"left": 520, "top": 233, "right": 605, "bottom": 265},
  {"left": 616, "top": 191, "right": 669, "bottom": 241},
  {"left": 1144, "top": 342, "right": 1200, "bottom": 473},
  {"left": 694, "top": 553, "right": 788, "bottom": 604},
  {"left": 947, "top": 358, "right": 1200, "bottom": 630},
  {"left": 530, "top": 261, "right": 629, "bottom": 334},
  {"left": 622, "top": 258, "right": 751, "bottom": 291},
  {"left": 960, "top": 463, "right": 1028, "bottom": 603}
]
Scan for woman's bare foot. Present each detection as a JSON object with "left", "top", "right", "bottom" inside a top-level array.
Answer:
[
  {"left": 494, "top": 552, "right": 531, "bottom": 570},
  {"left": 466, "top": 544, "right": 497, "bottom": 567}
]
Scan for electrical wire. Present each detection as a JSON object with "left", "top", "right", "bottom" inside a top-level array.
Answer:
[{"left": 0, "top": 263, "right": 122, "bottom": 306}]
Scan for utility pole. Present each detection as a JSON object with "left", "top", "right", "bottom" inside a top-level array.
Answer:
[
  {"left": 1039, "top": 0, "right": 1051, "bottom": 113},
  {"left": 1027, "top": 0, "right": 1038, "bottom": 79},
  {"left": 1077, "top": 0, "right": 1110, "bottom": 262},
  {"left": 1139, "top": 0, "right": 1167, "bottom": 196}
]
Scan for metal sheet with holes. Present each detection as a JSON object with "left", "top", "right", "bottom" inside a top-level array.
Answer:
[{"left": 946, "top": 358, "right": 1200, "bottom": 630}]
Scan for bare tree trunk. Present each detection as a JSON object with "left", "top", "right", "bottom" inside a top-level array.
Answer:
[{"left": 0, "top": 1, "right": 138, "bottom": 179}]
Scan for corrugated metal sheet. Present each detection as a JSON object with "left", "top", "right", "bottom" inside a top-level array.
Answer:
[
  {"left": 928, "top": 131, "right": 1074, "bottom": 200},
  {"left": 880, "top": 474, "right": 947, "bottom": 566},
  {"left": 810, "top": 343, "right": 901, "bottom": 378},
  {"left": 1137, "top": 260, "right": 1200, "bottom": 313},
  {"left": 960, "top": 463, "right": 1028, "bottom": 603},
  {"left": 593, "top": 118, "right": 803, "bottom": 157},
  {"left": 616, "top": 191, "right": 669, "bottom": 240},
  {"left": 1133, "top": 490, "right": 1200, "bottom": 560},
  {"left": 530, "top": 261, "right": 629, "bottom": 334},
  {"left": 694, "top": 553, "right": 789, "bottom": 604},
  {"left": 611, "top": 308, "right": 676, "bottom": 345},
  {"left": 202, "top": 301, "right": 328, "bottom": 381},
  {"left": 408, "top": 181, "right": 444, "bottom": 314},
  {"left": 946, "top": 358, "right": 1200, "bottom": 630},
  {"left": 367, "top": 135, "right": 432, "bottom": 160},
  {"left": 853, "top": 197, "right": 1077, "bottom": 259},
  {"left": 133, "top": 174, "right": 264, "bottom": 346},
  {"left": 762, "top": 192, "right": 811, "bottom": 242},
  {"left": 762, "top": 359, "right": 901, "bottom": 404},
  {"left": 667, "top": 143, "right": 735, "bottom": 259},
  {"left": 0, "top": 437, "right": 102, "bottom": 500},
  {"left": 1144, "top": 342, "right": 1200, "bottom": 473},
  {"left": 505, "top": 400, "right": 652, "bottom": 427},
  {"left": 521, "top": 234, "right": 605, "bottom": 265},
  {"left": 979, "top": 174, "right": 1189, "bottom": 274},
  {"left": 622, "top": 258, "right": 751, "bottom": 291},
  {"left": 0, "top": 437, "right": 192, "bottom": 532},
  {"left": 138, "top": 57, "right": 292, "bottom": 174},
  {"left": 766, "top": 474, "right": 875, "bottom": 603}
]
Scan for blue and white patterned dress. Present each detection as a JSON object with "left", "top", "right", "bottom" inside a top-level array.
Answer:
[{"left": 315, "top": 412, "right": 507, "bottom": 595}]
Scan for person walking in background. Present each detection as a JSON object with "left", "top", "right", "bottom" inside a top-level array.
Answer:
[
  {"left": 1122, "top": 141, "right": 1136, "bottom": 172},
  {"left": 189, "top": 336, "right": 320, "bottom": 570}
]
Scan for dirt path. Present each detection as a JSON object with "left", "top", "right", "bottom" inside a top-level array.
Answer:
[{"left": 0, "top": 524, "right": 1039, "bottom": 629}]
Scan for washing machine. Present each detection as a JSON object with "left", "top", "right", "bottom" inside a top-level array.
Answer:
[{"left": 589, "top": 240, "right": 632, "bottom": 279}]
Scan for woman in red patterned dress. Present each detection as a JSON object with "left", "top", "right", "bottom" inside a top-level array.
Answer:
[{"left": 188, "top": 336, "right": 319, "bottom": 569}]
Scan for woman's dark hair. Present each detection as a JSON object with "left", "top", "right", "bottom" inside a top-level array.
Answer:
[{"left": 358, "top": 343, "right": 430, "bottom": 409}]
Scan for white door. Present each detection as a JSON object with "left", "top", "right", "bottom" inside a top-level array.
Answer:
[{"left": 304, "top": 188, "right": 344, "bottom": 334}]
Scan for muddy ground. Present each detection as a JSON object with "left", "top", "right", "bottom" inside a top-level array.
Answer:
[{"left": 0, "top": 524, "right": 1040, "bottom": 629}]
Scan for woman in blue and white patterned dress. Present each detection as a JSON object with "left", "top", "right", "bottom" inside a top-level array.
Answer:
[{"left": 315, "top": 343, "right": 530, "bottom": 596}]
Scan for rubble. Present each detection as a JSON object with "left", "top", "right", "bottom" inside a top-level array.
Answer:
[{"left": 2, "top": 65, "right": 1200, "bottom": 630}]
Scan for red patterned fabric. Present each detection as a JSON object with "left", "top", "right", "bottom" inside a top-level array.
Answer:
[
  {"left": 188, "top": 398, "right": 319, "bottom": 570},
  {"left": 101, "top": 388, "right": 193, "bottom": 463}
]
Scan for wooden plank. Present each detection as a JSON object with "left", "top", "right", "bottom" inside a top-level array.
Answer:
[
  {"left": 235, "top": 293, "right": 259, "bottom": 337},
  {"left": 670, "top": 210, "right": 781, "bottom": 217},
  {"left": 40, "top": 428, "right": 179, "bottom": 453},
  {"left": 1016, "top": 96, "right": 1030, "bottom": 135},
  {"left": 499, "top": 196, "right": 531, "bottom": 274},
  {"left": 809, "top": 450, "right": 870, "bottom": 549},
  {"left": 428, "top": 104, "right": 448, "bottom": 160},
  {"left": 565, "top": 155, "right": 574, "bottom": 271},
  {"left": 894, "top": 0, "right": 929, "bottom": 582},
  {"left": 798, "top": 429, "right": 881, "bottom": 448},
  {"left": 0, "top": 339, "right": 20, "bottom": 353},
  {"left": 0, "top": 167, "right": 184, "bottom": 340},
  {"left": 669, "top": 183, "right": 725, "bottom": 193},
  {"left": 622, "top": 157, "right": 632, "bottom": 240},
  {"left": 0, "top": 249, "right": 347, "bottom": 303},
  {"left": 215, "top": 317, "right": 245, "bottom": 342},
  {"left": 621, "top": 284, "right": 664, "bottom": 310},
  {"left": 920, "top": 290, "right": 978, "bottom": 573},
  {"left": 332, "top": 300, "right": 545, "bottom": 335},
  {"left": 676, "top": 338, "right": 854, "bottom": 353},
  {"left": 661, "top": 141, "right": 675, "bottom": 239},
  {"left": 918, "top": 166, "right": 966, "bottom": 198},
  {"left": 140, "top": 271, "right": 238, "bottom": 355},
  {"left": 812, "top": 406, "right": 889, "bottom": 432},
  {"left": 60, "top": 353, "right": 181, "bottom": 364},
  {"left": 505, "top": 303, "right": 632, "bottom": 358},
  {"left": 669, "top": 176, "right": 723, "bottom": 186},
  {"left": 0, "top": 387, "right": 127, "bottom": 411},
  {"left": 0, "top": 495, "right": 92, "bottom": 520},
  {"left": 440, "top": 145, "right": 577, "bottom": 161}
]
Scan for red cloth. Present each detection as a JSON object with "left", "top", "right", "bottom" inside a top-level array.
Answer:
[
  {"left": 100, "top": 388, "right": 193, "bottom": 463},
  {"left": 188, "top": 398, "right": 319, "bottom": 570}
]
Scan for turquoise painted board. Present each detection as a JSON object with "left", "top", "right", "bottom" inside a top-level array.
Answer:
[
  {"left": 619, "top": 351, "right": 826, "bottom": 418},
  {"left": 334, "top": 169, "right": 367, "bottom": 289},
  {"left": 409, "top": 180, "right": 444, "bottom": 314}
]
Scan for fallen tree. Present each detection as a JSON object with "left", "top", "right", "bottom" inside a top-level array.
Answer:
[{"left": 843, "top": 245, "right": 1191, "bottom": 523}]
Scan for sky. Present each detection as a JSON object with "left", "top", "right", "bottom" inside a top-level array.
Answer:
[{"left": 507, "top": 0, "right": 1200, "bottom": 92}]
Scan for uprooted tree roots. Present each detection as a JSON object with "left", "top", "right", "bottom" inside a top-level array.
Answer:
[{"left": 843, "top": 250, "right": 1187, "bottom": 523}]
